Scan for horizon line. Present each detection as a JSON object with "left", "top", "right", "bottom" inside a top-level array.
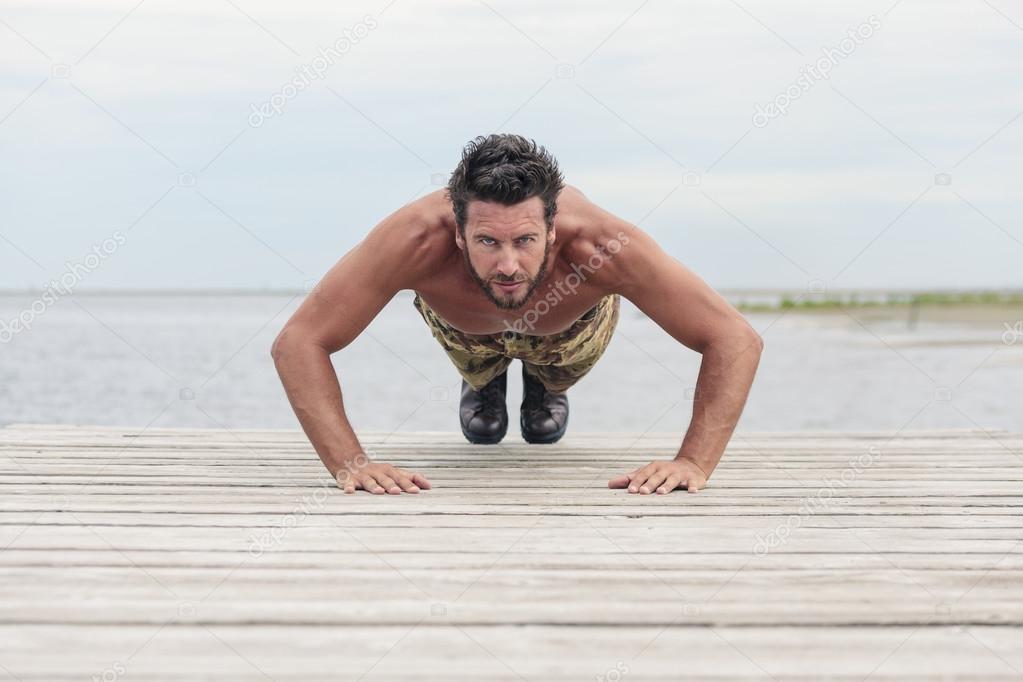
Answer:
[{"left": 1, "top": 286, "right": 1021, "bottom": 297}]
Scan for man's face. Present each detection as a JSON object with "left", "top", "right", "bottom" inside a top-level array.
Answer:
[{"left": 456, "top": 196, "right": 554, "bottom": 311}]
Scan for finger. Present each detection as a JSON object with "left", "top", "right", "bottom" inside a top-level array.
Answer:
[
  {"left": 375, "top": 475, "right": 402, "bottom": 495},
  {"left": 335, "top": 470, "right": 354, "bottom": 492},
  {"left": 395, "top": 476, "right": 420, "bottom": 494},
  {"left": 412, "top": 472, "right": 432, "bottom": 490},
  {"left": 686, "top": 476, "right": 703, "bottom": 493},
  {"left": 657, "top": 474, "right": 682, "bottom": 495},
  {"left": 608, "top": 474, "right": 631, "bottom": 489},
  {"left": 361, "top": 475, "right": 386, "bottom": 495},
  {"left": 628, "top": 465, "right": 657, "bottom": 493},
  {"left": 639, "top": 470, "right": 669, "bottom": 495},
  {"left": 343, "top": 474, "right": 365, "bottom": 494}
]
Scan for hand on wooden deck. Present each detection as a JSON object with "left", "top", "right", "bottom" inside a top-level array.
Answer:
[
  {"left": 335, "top": 461, "right": 432, "bottom": 495},
  {"left": 607, "top": 458, "right": 707, "bottom": 495}
]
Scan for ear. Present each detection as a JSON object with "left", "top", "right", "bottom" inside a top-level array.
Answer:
[
  {"left": 548, "top": 225, "right": 556, "bottom": 244},
  {"left": 454, "top": 227, "right": 465, "bottom": 250}
]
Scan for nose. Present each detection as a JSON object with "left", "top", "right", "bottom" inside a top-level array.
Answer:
[{"left": 495, "top": 248, "right": 519, "bottom": 278}]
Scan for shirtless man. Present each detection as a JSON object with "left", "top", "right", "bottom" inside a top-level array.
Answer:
[{"left": 271, "top": 134, "right": 763, "bottom": 496}]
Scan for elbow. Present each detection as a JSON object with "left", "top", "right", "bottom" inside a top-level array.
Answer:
[
  {"left": 750, "top": 329, "right": 764, "bottom": 354},
  {"left": 272, "top": 325, "right": 334, "bottom": 365},
  {"left": 742, "top": 324, "right": 764, "bottom": 358},
  {"left": 270, "top": 327, "right": 296, "bottom": 365},
  {"left": 709, "top": 323, "right": 762, "bottom": 358},
  {"left": 270, "top": 336, "right": 284, "bottom": 365}
]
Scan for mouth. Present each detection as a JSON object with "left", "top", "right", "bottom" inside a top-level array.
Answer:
[{"left": 492, "top": 280, "right": 525, "bottom": 293}]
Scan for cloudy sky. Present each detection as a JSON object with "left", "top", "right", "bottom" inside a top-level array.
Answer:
[{"left": 2, "top": 0, "right": 1021, "bottom": 292}]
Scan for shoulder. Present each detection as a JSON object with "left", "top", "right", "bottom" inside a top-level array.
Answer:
[
  {"left": 357, "top": 189, "right": 457, "bottom": 288},
  {"left": 556, "top": 185, "right": 657, "bottom": 294},
  {"left": 365, "top": 188, "right": 451, "bottom": 250}
]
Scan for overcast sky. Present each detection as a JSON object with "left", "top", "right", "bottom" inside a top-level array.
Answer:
[{"left": 2, "top": 0, "right": 1021, "bottom": 292}]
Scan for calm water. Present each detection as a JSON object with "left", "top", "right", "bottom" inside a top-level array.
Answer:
[{"left": 1, "top": 291, "right": 1020, "bottom": 435}]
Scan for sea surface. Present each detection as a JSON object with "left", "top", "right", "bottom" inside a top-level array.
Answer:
[{"left": 1, "top": 291, "right": 1020, "bottom": 438}]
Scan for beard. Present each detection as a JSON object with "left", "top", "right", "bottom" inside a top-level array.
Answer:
[{"left": 462, "top": 233, "right": 552, "bottom": 311}]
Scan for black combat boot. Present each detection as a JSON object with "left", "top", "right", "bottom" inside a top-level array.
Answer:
[
  {"left": 459, "top": 370, "right": 508, "bottom": 444},
  {"left": 520, "top": 364, "right": 569, "bottom": 444}
]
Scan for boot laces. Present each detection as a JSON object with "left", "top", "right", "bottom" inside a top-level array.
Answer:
[
  {"left": 522, "top": 372, "right": 547, "bottom": 412},
  {"left": 476, "top": 375, "right": 505, "bottom": 415}
]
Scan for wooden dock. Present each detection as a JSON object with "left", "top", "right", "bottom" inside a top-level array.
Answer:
[{"left": 1, "top": 424, "right": 1021, "bottom": 680}]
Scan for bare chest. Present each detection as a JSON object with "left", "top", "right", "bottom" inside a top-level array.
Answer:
[{"left": 413, "top": 270, "right": 609, "bottom": 336}]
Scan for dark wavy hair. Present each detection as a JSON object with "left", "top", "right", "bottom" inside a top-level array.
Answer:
[{"left": 446, "top": 134, "right": 565, "bottom": 235}]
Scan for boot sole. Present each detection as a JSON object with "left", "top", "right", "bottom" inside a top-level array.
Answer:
[{"left": 461, "top": 422, "right": 508, "bottom": 445}]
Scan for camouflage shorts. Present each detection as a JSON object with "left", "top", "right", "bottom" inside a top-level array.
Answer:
[{"left": 413, "top": 292, "right": 620, "bottom": 393}]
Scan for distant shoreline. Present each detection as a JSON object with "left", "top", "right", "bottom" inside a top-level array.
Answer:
[
  {"left": 734, "top": 291, "right": 1023, "bottom": 312},
  {"left": 0, "top": 288, "right": 1021, "bottom": 313}
]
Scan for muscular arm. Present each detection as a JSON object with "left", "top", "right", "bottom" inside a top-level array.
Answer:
[
  {"left": 590, "top": 203, "right": 763, "bottom": 493},
  {"left": 271, "top": 202, "right": 435, "bottom": 492}
]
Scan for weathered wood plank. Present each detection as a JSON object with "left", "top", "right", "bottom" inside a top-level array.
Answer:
[
  {"left": 0, "top": 625, "right": 1021, "bottom": 680},
  {"left": 2, "top": 425, "right": 1020, "bottom": 680}
]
